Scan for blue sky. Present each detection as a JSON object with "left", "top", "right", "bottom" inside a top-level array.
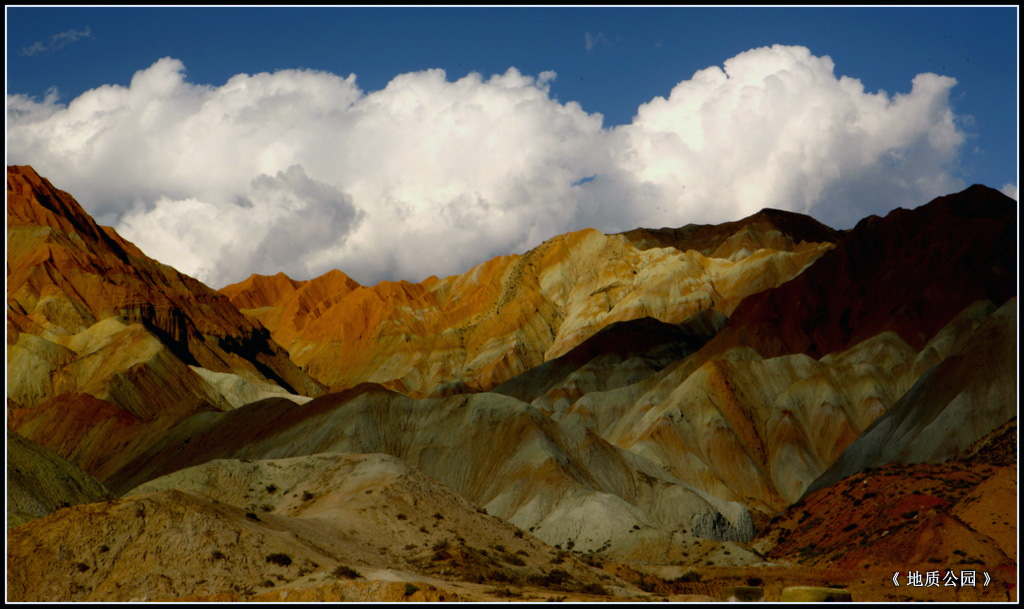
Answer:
[{"left": 5, "top": 7, "right": 1019, "bottom": 285}]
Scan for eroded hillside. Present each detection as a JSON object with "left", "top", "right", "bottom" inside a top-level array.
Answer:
[
  {"left": 7, "top": 168, "right": 1016, "bottom": 602},
  {"left": 221, "top": 211, "right": 840, "bottom": 397}
]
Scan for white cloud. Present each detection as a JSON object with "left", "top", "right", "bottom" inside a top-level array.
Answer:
[
  {"left": 585, "top": 32, "right": 622, "bottom": 53},
  {"left": 615, "top": 45, "right": 964, "bottom": 228},
  {"left": 1000, "top": 183, "right": 1017, "bottom": 200},
  {"left": 6, "top": 87, "right": 62, "bottom": 122},
  {"left": 7, "top": 46, "right": 968, "bottom": 288},
  {"left": 116, "top": 165, "right": 364, "bottom": 283},
  {"left": 20, "top": 27, "right": 92, "bottom": 56},
  {"left": 585, "top": 32, "right": 609, "bottom": 52}
]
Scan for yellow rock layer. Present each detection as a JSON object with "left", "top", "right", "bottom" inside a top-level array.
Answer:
[
  {"left": 551, "top": 300, "right": 1005, "bottom": 515},
  {"left": 223, "top": 229, "right": 834, "bottom": 397},
  {"left": 6, "top": 165, "right": 321, "bottom": 482}
]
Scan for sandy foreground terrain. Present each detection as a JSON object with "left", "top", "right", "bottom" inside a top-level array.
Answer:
[{"left": 149, "top": 564, "right": 1015, "bottom": 602}]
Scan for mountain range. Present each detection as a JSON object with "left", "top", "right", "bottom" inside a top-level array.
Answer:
[{"left": 6, "top": 165, "right": 1017, "bottom": 602}]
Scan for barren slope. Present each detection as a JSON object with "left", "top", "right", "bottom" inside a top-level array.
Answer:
[
  {"left": 107, "top": 387, "right": 761, "bottom": 560},
  {"left": 7, "top": 453, "right": 620, "bottom": 602},
  {"left": 7, "top": 172, "right": 1016, "bottom": 603},
  {"left": 751, "top": 419, "right": 1016, "bottom": 594},
  {"left": 6, "top": 431, "right": 113, "bottom": 528}
]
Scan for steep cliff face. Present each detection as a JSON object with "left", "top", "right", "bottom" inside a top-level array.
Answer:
[
  {"left": 6, "top": 165, "right": 322, "bottom": 481},
  {"left": 222, "top": 211, "right": 840, "bottom": 397},
  {"left": 115, "top": 302, "right": 190, "bottom": 350},
  {"left": 7, "top": 165, "right": 322, "bottom": 397}
]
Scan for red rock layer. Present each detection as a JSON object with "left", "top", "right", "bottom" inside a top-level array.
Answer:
[
  {"left": 756, "top": 419, "right": 1016, "bottom": 574},
  {"left": 700, "top": 184, "right": 1017, "bottom": 361},
  {"left": 6, "top": 165, "right": 321, "bottom": 396},
  {"left": 7, "top": 166, "right": 323, "bottom": 481}
]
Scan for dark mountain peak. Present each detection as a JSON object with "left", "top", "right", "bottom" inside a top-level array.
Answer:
[
  {"left": 701, "top": 183, "right": 1017, "bottom": 361},
  {"left": 618, "top": 206, "right": 843, "bottom": 258}
]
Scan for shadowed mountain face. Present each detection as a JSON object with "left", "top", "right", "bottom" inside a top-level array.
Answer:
[
  {"left": 6, "top": 431, "right": 113, "bottom": 528},
  {"left": 7, "top": 166, "right": 323, "bottom": 481},
  {"left": 6, "top": 168, "right": 1016, "bottom": 602},
  {"left": 221, "top": 209, "right": 839, "bottom": 398},
  {"left": 491, "top": 310, "right": 726, "bottom": 405},
  {"left": 618, "top": 208, "right": 844, "bottom": 259},
  {"left": 803, "top": 298, "right": 1017, "bottom": 497},
  {"left": 700, "top": 185, "right": 1016, "bottom": 362}
]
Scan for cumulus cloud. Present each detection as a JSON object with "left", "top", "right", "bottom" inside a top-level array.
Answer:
[
  {"left": 1000, "top": 183, "right": 1017, "bottom": 200},
  {"left": 7, "top": 45, "right": 969, "bottom": 287},
  {"left": 20, "top": 27, "right": 92, "bottom": 56},
  {"left": 615, "top": 45, "right": 964, "bottom": 228},
  {"left": 116, "top": 165, "right": 364, "bottom": 283},
  {"left": 6, "top": 87, "right": 63, "bottom": 122}
]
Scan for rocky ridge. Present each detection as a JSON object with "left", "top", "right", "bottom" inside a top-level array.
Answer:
[{"left": 221, "top": 211, "right": 840, "bottom": 397}]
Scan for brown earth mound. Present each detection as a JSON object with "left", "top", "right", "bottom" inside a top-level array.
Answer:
[{"left": 7, "top": 453, "right": 619, "bottom": 602}]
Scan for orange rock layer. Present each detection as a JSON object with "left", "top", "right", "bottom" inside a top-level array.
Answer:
[
  {"left": 7, "top": 165, "right": 320, "bottom": 397},
  {"left": 7, "top": 165, "right": 323, "bottom": 481},
  {"left": 222, "top": 214, "right": 840, "bottom": 397}
]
